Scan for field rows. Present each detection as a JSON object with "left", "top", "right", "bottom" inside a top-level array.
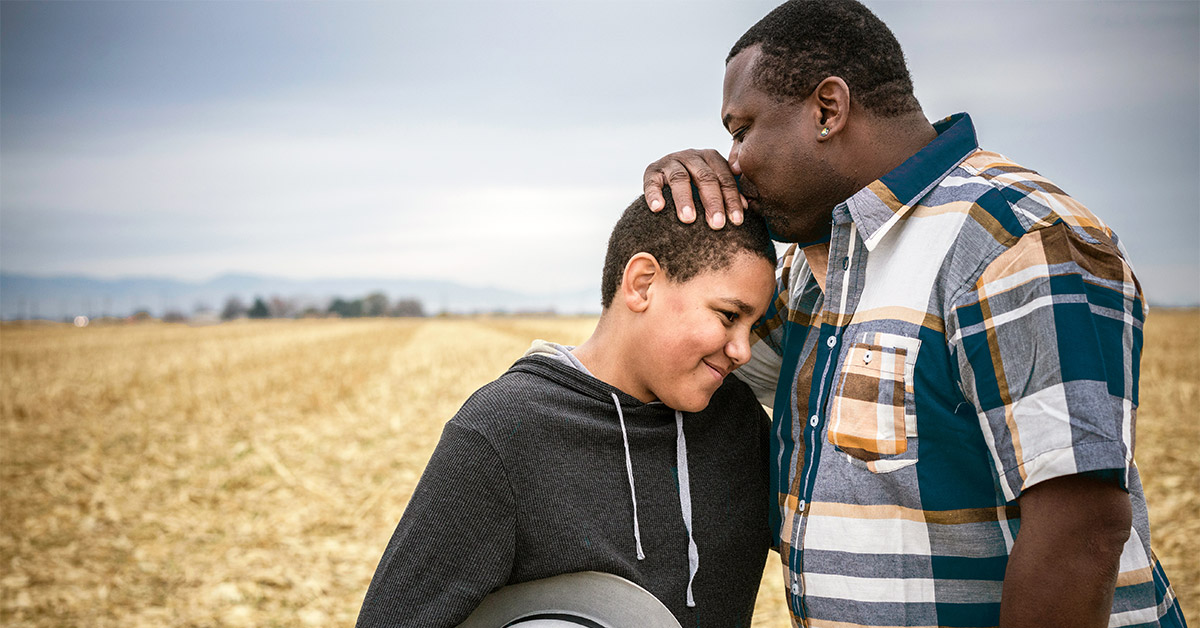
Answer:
[{"left": 1, "top": 312, "right": 1196, "bottom": 626}]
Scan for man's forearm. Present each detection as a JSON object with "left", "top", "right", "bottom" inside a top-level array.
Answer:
[
  {"left": 999, "top": 522, "right": 1122, "bottom": 627},
  {"left": 999, "top": 474, "right": 1130, "bottom": 627}
]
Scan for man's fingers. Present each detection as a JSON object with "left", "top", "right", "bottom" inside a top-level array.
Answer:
[
  {"left": 688, "top": 170, "right": 725, "bottom": 229},
  {"left": 643, "top": 149, "right": 739, "bottom": 226},
  {"left": 664, "top": 168, "right": 699, "bottom": 223},
  {"left": 642, "top": 167, "right": 667, "bottom": 212},
  {"left": 691, "top": 151, "right": 739, "bottom": 229},
  {"left": 724, "top": 186, "right": 747, "bottom": 226},
  {"left": 669, "top": 149, "right": 733, "bottom": 228},
  {"left": 689, "top": 150, "right": 740, "bottom": 229},
  {"left": 644, "top": 159, "right": 692, "bottom": 219}
]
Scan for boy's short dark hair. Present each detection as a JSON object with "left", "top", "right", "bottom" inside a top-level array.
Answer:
[
  {"left": 600, "top": 189, "right": 777, "bottom": 309},
  {"left": 727, "top": 0, "right": 921, "bottom": 118}
]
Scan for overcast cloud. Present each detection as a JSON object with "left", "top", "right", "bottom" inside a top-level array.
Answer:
[{"left": 2, "top": 0, "right": 1197, "bottom": 304}]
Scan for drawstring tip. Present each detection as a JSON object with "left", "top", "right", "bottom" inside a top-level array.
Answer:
[{"left": 615, "top": 392, "right": 648, "bottom": 565}]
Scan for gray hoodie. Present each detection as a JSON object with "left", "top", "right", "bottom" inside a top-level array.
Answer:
[{"left": 357, "top": 342, "right": 773, "bottom": 628}]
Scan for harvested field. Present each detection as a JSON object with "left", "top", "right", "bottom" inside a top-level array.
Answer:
[{"left": 1, "top": 310, "right": 1196, "bottom": 627}]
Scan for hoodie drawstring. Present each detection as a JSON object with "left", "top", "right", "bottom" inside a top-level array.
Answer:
[
  {"left": 611, "top": 392, "right": 700, "bottom": 608},
  {"left": 676, "top": 410, "right": 699, "bottom": 608},
  {"left": 613, "top": 392, "right": 645, "bottom": 560}
]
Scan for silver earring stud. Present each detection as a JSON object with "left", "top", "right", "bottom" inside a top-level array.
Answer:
[{"left": 819, "top": 127, "right": 830, "bottom": 138}]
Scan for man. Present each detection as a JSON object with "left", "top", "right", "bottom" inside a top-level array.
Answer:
[{"left": 641, "top": 1, "right": 1185, "bottom": 626}]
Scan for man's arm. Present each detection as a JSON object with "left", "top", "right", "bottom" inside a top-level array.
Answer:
[
  {"left": 947, "top": 222, "right": 1146, "bottom": 625},
  {"left": 732, "top": 243, "right": 802, "bottom": 408},
  {"left": 642, "top": 148, "right": 745, "bottom": 229},
  {"left": 732, "top": 338, "right": 782, "bottom": 408},
  {"left": 1001, "top": 474, "right": 1131, "bottom": 627}
]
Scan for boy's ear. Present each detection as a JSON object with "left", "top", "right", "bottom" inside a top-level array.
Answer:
[{"left": 620, "top": 253, "right": 661, "bottom": 313}]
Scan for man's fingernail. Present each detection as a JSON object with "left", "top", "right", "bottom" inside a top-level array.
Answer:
[
  {"left": 712, "top": 212, "right": 726, "bottom": 229},
  {"left": 681, "top": 206, "right": 696, "bottom": 222},
  {"left": 729, "top": 209, "right": 743, "bottom": 225},
  {"left": 650, "top": 199, "right": 663, "bottom": 211}
]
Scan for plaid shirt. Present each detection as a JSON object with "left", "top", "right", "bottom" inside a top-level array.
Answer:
[{"left": 736, "top": 113, "right": 1185, "bottom": 627}]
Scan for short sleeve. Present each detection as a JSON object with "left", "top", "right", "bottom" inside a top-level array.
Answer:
[
  {"left": 356, "top": 422, "right": 516, "bottom": 628},
  {"left": 737, "top": 245, "right": 798, "bottom": 408},
  {"left": 948, "top": 222, "right": 1143, "bottom": 502}
]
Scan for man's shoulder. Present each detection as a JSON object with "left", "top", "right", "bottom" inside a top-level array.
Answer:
[
  {"left": 926, "top": 151, "right": 1143, "bottom": 317},
  {"left": 949, "top": 149, "right": 1117, "bottom": 246},
  {"left": 915, "top": 149, "right": 1128, "bottom": 288}
]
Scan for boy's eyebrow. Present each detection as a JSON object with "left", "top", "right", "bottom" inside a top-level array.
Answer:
[{"left": 720, "top": 297, "right": 757, "bottom": 314}]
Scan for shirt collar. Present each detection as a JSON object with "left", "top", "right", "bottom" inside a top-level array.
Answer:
[{"left": 838, "top": 112, "right": 979, "bottom": 250}]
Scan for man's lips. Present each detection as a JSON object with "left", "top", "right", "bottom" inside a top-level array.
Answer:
[{"left": 734, "top": 174, "right": 760, "bottom": 203}]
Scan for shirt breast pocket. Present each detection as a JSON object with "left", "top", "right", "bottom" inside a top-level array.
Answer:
[{"left": 827, "top": 332, "right": 921, "bottom": 473}]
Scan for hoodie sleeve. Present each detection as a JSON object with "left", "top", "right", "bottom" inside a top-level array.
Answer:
[{"left": 356, "top": 421, "right": 516, "bottom": 628}]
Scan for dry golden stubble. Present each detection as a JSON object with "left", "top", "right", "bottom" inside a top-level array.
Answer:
[{"left": 0, "top": 311, "right": 1195, "bottom": 627}]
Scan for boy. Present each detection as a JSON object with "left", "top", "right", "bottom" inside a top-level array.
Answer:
[{"left": 356, "top": 191, "right": 778, "bottom": 627}]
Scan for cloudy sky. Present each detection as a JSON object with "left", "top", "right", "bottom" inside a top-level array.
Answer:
[{"left": 2, "top": 0, "right": 1197, "bottom": 305}]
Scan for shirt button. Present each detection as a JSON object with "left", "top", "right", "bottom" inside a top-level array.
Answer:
[
  {"left": 798, "top": 499, "right": 806, "bottom": 510},
  {"left": 809, "top": 414, "right": 819, "bottom": 427},
  {"left": 863, "top": 351, "right": 872, "bottom": 364},
  {"left": 791, "top": 582, "right": 800, "bottom": 595},
  {"left": 826, "top": 336, "right": 837, "bottom": 348}
]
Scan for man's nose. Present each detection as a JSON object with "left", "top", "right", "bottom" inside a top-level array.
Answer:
[{"left": 728, "top": 143, "right": 742, "bottom": 175}]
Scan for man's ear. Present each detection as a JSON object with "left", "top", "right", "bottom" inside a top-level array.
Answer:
[
  {"left": 620, "top": 253, "right": 661, "bottom": 313},
  {"left": 812, "top": 76, "right": 850, "bottom": 141}
]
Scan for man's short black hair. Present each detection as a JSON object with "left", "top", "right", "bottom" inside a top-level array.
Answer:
[
  {"left": 600, "top": 189, "right": 776, "bottom": 309},
  {"left": 728, "top": 0, "right": 921, "bottom": 117}
]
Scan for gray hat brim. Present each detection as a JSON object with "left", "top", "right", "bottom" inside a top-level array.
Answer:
[{"left": 456, "top": 571, "right": 682, "bottom": 628}]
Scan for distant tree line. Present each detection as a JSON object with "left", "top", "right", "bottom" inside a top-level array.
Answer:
[{"left": 219, "top": 291, "right": 425, "bottom": 321}]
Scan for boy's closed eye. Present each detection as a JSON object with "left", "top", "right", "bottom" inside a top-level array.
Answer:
[{"left": 714, "top": 296, "right": 759, "bottom": 325}]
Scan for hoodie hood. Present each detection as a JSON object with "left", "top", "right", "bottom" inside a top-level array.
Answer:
[{"left": 522, "top": 339, "right": 594, "bottom": 377}]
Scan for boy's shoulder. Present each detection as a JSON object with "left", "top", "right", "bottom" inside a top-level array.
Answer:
[
  {"left": 707, "top": 370, "right": 762, "bottom": 407},
  {"left": 448, "top": 354, "right": 766, "bottom": 441},
  {"left": 446, "top": 354, "right": 586, "bottom": 435},
  {"left": 690, "top": 373, "right": 770, "bottom": 432}
]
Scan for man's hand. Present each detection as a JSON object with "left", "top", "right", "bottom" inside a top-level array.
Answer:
[
  {"left": 1000, "top": 473, "right": 1131, "bottom": 627},
  {"left": 642, "top": 149, "right": 746, "bottom": 229}
]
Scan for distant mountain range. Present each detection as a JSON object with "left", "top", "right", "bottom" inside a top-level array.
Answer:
[{"left": 0, "top": 273, "right": 600, "bottom": 320}]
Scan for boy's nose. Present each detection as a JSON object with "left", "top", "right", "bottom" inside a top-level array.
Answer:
[
  {"left": 728, "top": 144, "right": 742, "bottom": 175},
  {"left": 726, "top": 332, "right": 752, "bottom": 367}
]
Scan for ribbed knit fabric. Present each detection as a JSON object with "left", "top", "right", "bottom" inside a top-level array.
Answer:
[{"left": 356, "top": 354, "right": 772, "bottom": 628}]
